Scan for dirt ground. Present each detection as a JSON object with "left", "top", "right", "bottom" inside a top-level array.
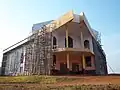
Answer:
[
  {"left": 48, "top": 76, "right": 120, "bottom": 86},
  {"left": 1, "top": 76, "right": 120, "bottom": 86},
  {"left": 1, "top": 76, "right": 120, "bottom": 89}
]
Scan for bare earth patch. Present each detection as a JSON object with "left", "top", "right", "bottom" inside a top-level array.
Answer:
[{"left": 0, "top": 76, "right": 120, "bottom": 89}]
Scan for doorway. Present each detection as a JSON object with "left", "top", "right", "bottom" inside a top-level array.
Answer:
[
  {"left": 60, "top": 63, "right": 67, "bottom": 74},
  {"left": 72, "top": 63, "right": 79, "bottom": 74}
]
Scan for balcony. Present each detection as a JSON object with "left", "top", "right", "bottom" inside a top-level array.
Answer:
[{"left": 52, "top": 45, "right": 94, "bottom": 54}]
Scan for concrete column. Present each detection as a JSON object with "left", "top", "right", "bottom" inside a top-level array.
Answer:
[
  {"left": 81, "top": 32, "right": 86, "bottom": 73},
  {"left": 80, "top": 32, "right": 84, "bottom": 48},
  {"left": 65, "top": 25, "right": 70, "bottom": 69},
  {"left": 91, "top": 56, "right": 95, "bottom": 67},
  {"left": 67, "top": 53, "right": 70, "bottom": 69},
  {"left": 82, "top": 54, "right": 85, "bottom": 69},
  {"left": 66, "top": 26, "right": 69, "bottom": 48}
]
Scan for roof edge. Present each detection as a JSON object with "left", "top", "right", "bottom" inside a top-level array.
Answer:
[
  {"left": 3, "top": 37, "right": 28, "bottom": 54},
  {"left": 80, "top": 12, "right": 97, "bottom": 41}
]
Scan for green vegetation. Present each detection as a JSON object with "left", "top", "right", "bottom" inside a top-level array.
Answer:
[
  {"left": 0, "top": 75, "right": 55, "bottom": 84},
  {"left": 0, "top": 75, "right": 78, "bottom": 84}
]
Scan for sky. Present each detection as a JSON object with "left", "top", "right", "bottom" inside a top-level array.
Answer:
[{"left": 0, "top": 0, "right": 120, "bottom": 73}]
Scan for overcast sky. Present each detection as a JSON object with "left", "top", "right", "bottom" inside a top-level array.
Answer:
[{"left": 0, "top": 0, "right": 120, "bottom": 73}]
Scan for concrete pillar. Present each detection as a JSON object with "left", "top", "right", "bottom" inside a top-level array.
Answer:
[
  {"left": 66, "top": 26, "right": 69, "bottom": 48},
  {"left": 66, "top": 53, "right": 70, "bottom": 69},
  {"left": 91, "top": 56, "right": 95, "bottom": 67},
  {"left": 81, "top": 32, "right": 86, "bottom": 73},
  {"left": 82, "top": 54, "right": 85, "bottom": 69},
  {"left": 80, "top": 32, "right": 84, "bottom": 48},
  {"left": 65, "top": 25, "right": 70, "bottom": 69}
]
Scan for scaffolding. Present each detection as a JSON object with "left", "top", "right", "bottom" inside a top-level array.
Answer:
[
  {"left": 24, "top": 36, "right": 33, "bottom": 75},
  {"left": 25, "top": 25, "right": 53, "bottom": 75}
]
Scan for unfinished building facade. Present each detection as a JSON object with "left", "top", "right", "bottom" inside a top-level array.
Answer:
[{"left": 1, "top": 11, "right": 108, "bottom": 76}]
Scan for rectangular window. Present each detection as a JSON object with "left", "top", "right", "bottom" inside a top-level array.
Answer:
[{"left": 85, "top": 56, "right": 92, "bottom": 67}]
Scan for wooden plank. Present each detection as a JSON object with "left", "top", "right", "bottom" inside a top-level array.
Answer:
[{"left": 50, "top": 10, "right": 74, "bottom": 31}]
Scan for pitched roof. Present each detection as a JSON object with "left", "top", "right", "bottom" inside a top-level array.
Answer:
[
  {"left": 47, "top": 11, "right": 98, "bottom": 41},
  {"left": 3, "top": 10, "right": 99, "bottom": 53},
  {"left": 80, "top": 12, "right": 97, "bottom": 41}
]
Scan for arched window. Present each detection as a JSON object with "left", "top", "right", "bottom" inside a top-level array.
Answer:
[
  {"left": 53, "top": 37, "right": 57, "bottom": 45},
  {"left": 53, "top": 36, "right": 57, "bottom": 49},
  {"left": 65, "top": 36, "right": 73, "bottom": 48},
  {"left": 84, "top": 40, "right": 90, "bottom": 49}
]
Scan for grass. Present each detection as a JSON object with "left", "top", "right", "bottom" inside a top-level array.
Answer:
[
  {"left": 0, "top": 75, "right": 78, "bottom": 84},
  {"left": 0, "top": 75, "right": 56, "bottom": 84}
]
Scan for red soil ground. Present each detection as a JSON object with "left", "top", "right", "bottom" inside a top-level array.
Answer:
[
  {"left": 0, "top": 76, "right": 120, "bottom": 87},
  {"left": 49, "top": 76, "right": 120, "bottom": 86}
]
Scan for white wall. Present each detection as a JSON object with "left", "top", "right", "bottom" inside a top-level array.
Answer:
[
  {"left": 52, "top": 26, "right": 93, "bottom": 53},
  {"left": 5, "top": 47, "right": 24, "bottom": 75},
  {"left": 82, "top": 29, "right": 93, "bottom": 53}
]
